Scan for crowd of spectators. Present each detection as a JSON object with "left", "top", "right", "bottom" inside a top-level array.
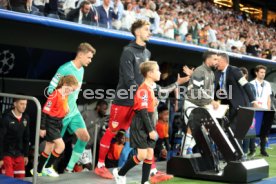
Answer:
[{"left": 0, "top": 0, "right": 275, "bottom": 60}]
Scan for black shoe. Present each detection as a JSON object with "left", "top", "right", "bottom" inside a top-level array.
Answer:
[{"left": 260, "top": 151, "right": 269, "bottom": 157}]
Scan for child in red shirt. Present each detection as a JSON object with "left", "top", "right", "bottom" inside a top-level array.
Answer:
[
  {"left": 155, "top": 105, "right": 170, "bottom": 161},
  {"left": 31, "top": 75, "right": 78, "bottom": 177},
  {"left": 113, "top": 61, "right": 160, "bottom": 184},
  {"left": 106, "top": 129, "right": 126, "bottom": 168}
]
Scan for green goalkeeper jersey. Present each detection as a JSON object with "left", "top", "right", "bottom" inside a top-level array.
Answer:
[{"left": 48, "top": 61, "right": 84, "bottom": 118}]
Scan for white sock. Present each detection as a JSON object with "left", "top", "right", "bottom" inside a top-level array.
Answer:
[
  {"left": 150, "top": 168, "right": 158, "bottom": 175},
  {"left": 97, "top": 161, "right": 105, "bottom": 168}
]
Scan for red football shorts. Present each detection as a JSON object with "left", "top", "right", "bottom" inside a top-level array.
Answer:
[
  {"left": 2, "top": 156, "right": 25, "bottom": 178},
  {"left": 108, "top": 104, "right": 134, "bottom": 132}
]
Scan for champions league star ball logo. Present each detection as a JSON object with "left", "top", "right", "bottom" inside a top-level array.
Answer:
[{"left": 0, "top": 50, "right": 15, "bottom": 75}]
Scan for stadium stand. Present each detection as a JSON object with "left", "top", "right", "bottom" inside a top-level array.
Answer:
[{"left": 1, "top": 0, "right": 275, "bottom": 60}]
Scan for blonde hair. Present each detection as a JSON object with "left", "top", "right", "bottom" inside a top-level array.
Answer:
[
  {"left": 140, "top": 61, "right": 158, "bottom": 77},
  {"left": 56, "top": 75, "right": 79, "bottom": 89},
  {"left": 77, "top": 42, "right": 96, "bottom": 54}
]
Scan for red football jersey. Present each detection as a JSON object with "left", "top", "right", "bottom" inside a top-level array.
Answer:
[
  {"left": 155, "top": 120, "right": 169, "bottom": 139},
  {"left": 107, "top": 143, "right": 124, "bottom": 161},
  {"left": 133, "top": 83, "right": 156, "bottom": 113},
  {"left": 43, "top": 90, "right": 69, "bottom": 118}
]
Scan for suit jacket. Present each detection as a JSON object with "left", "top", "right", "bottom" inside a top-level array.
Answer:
[
  {"left": 215, "top": 65, "right": 256, "bottom": 121},
  {"left": 97, "top": 5, "right": 118, "bottom": 28},
  {"left": 188, "top": 24, "right": 199, "bottom": 40},
  {"left": 66, "top": 8, "right": 97, "bottom": 25}
]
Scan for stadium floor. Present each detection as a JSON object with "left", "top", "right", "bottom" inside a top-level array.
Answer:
[
  {"left": 2, "top": 143, "right": 276, "bottom": 184},
  {"left": 23, "top": 156, "right": 276, "bottom": 184},
  {"left": 1, "top": 158, "right": 275, "bottom": 184},
  {"left": 22, "top": 162, "right": 167, "bottom": 184}
]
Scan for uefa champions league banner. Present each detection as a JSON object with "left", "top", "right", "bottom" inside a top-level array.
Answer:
[
  {"left": 0, "top": 44, "right": 74, "bottom": 79},
  {"left": 0, "top": 49, "right": 15, "bottom": 75}
]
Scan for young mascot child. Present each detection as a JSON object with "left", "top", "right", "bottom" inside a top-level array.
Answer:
[
  {"left": 113, "top": 61, "right": 160, "bottom": 184},
  {"left": 31, "top": 75, "right": 78, "bottom": 177},
  {"left": 106, "top": 129, "right": 126, "bottom": 168},
  {"left": 155, "top": 105, "right": 170, "bottom": 161}
]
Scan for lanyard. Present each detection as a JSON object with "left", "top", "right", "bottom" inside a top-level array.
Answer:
[{"left": 255, "top": 81, "right": 265, "bottom": 98}]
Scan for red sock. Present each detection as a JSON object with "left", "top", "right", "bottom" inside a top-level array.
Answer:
[
  {"left": 98, "top": 129, "right": 116, "bottom": 163},
  {"left": 151, "top": 156, "right": 156, "bottom": 169}
]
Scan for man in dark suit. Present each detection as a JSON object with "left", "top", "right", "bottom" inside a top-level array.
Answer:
[
  {"left": 240, "top": 67, "right": 257, "bottom": 158},
  {"left": 66, "top": 0, "right": 98, "bottom": 25},
  {"left": 188, "top": 19, "right": 199, "bottom": 44},
  {"left": 215, "top": 53, "right": 259, "bottom": 132},
  {"left": 97, "top": 0, "right": 118, "bottom": 28}
]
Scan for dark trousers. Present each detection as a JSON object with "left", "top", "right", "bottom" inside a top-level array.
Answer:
[
  {"left": 260, "top": 136, "right": 267, "bottom": 152},
  {"left": 243, "top": 138, "right": 256, "bottom": 154},
  {"left": 44, "top": 0, "right": 58, "bottom": 15}
]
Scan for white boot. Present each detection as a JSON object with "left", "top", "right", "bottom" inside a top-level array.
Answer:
[{"left": 113, "top": 168, "right": 126, "bottom": 184}]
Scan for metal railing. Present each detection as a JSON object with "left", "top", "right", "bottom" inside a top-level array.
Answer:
[
  {"left": 92, "top": 124, "right": 99, "bottom": 170},
  {"left": 0, "top": 92, "right": 41, "bottom": 184}
]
